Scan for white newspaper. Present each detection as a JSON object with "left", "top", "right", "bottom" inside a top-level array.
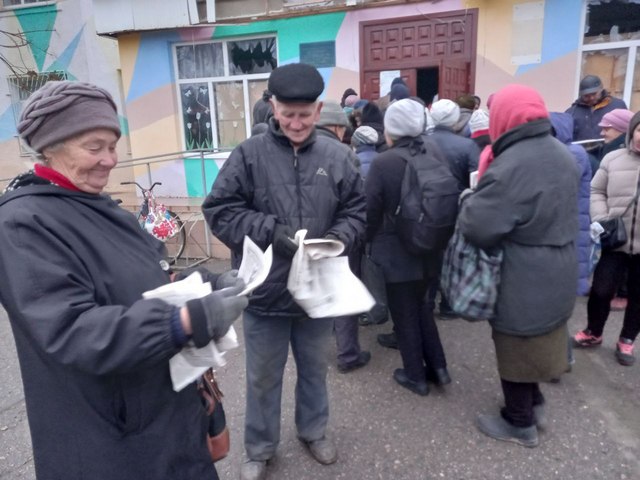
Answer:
[
  {"left": 469, "top": 170, "right": 479, "bottom": 189},
  {"left": 287, "top": 229, "right": 375, "bottom": 318},
  {"left": 143, "top": 236, "right": 273, "bottom": 392},
  {"left": 238, "top": 236, "right": 273, "bottom": 295}
]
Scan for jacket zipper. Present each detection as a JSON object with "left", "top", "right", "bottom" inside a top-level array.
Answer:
[{"left": 294, "top": 153, "right": 303, "bottom": 227}]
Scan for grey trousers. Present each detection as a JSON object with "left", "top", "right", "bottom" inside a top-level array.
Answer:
[
  {"left": 334, "top": 315, "right": 362, "bottom": 366},
  {"left": 243, "top": 310, "right": 334, "bottom": 461}
]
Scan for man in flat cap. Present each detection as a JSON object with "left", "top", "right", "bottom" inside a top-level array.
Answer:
[
  {"left": 203, "top": 63, "right": 366, "bottom": 480},
  {"left": 565, "top": 74, "right": 627, "bottom": 142}
]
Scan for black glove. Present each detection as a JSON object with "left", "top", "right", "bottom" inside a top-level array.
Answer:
[
  {"left": 215, "top": 269, "right": 244, "bottom": 290},
  {"left": 174, "top": 266, "right": 218, "bottom": 285},
  {"left": 273, "top": 223, "right": 298, "bottom": 259},
  {"left": 187, "top": 285, "right": 249, "bottom": 348}
]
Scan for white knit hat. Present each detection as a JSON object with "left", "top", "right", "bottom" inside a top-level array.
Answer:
[
  {"left": 352, "top": 125, "right": 378, "bottom": 146},
  {"left": 384, "top": 98, "right": 426, "bottom": 139},
  {"left": 469, "top": 109, "right": 490, "bottom": 137},
  {"left": 430, "top": 99, "right": 460, "bottom": 128}
]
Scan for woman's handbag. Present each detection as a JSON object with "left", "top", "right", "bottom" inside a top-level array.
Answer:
[
  {"left": 440, "top": 225, "right": 503, "bottom": 321},
  {"left": 198, "top": 368, "right": 230, "bottom": 462},
  {"left": 599, "top": 216, "right": 627, "bottom": 251}
]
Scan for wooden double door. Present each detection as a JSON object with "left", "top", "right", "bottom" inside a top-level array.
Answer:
[{"left": 360, "top": 9, "right": 477, "bottom": 104}]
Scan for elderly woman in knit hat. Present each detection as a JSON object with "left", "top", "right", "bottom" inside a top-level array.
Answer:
[
  {"left": 0, "top": 80, "right": 248, "bottom": 480},
  {"left": 351, "top": 125, "right": 379, "bottom": 178},
  {"left": 593, "top": 108, "right": 635, "bottom": 168},
  {"left": 365, "top": 98, "right": 452, "bottom": 396}
]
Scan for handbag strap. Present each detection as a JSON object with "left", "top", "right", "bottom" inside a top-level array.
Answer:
[{"left": 620, "top": 171, "right": 640, "bottom": 217}]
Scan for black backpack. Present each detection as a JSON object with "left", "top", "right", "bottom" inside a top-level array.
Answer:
[{"left": 393, "top": 137, "right": 460, "bottom": 255}]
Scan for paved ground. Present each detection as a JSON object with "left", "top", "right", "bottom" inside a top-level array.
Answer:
[{"left": 1, "top": 259, "right": 639, "bottom": 479}]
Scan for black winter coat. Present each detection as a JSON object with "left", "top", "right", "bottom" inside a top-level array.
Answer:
[
  {"left": 427, "top": 126, "right": 480, "bottom": 190},
  {"left": 458, "top": 120, "right": 579, "bottom": 336},
  {"left": 0, "top": 183, "right": 215, "bottom": 480},
  {"left": 203, "top": 119, "right": 366, "bottom": 317},
  {"left": 364, "top": 136, "right": 446, "bottom": 283}
]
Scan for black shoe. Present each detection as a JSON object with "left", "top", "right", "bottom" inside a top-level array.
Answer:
[
  {"left": 437, "top": 308, "right": 459, "bottom": 320},
  {"left": 426, "top": 367, "right": 452, "bottom": 386},
  {"left": 434, "top": 367, "right": 452, "bottom": 385},
  {"left": 337, "top": 351, "right": 371, "bottom": 373},
  {"left": 377, "top": 332, "right": 398, "bottom": 349},
  {"left": 393, "top": 368, "right": 429, "bottom": 396}
]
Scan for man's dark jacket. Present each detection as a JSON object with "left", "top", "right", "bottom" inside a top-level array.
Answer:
[
  {"left": 565, "top": 90, "right": 627, "bottom": 141},
  {"left": 203, "top": 118, "right": 366, "bottom": 317}
]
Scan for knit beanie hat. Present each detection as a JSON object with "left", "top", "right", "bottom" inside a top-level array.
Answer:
[
  {"left": 598, "top": 108, "right": 634, "bottom": 134},
  {"left": 391, "top": 77, "right": 406, "bottom": 88},
  {"left": 341, "top": 88, "right": 357, "bottom": 108},
  {"left": 390, "top": 84, "right": 410, "bottom": 102},
  {"left": 469, "top": 109, "right": 490, "bottom": 138},
  {"left": 351, "top": 126, "right": 379, "bottom": 146},
  {"left": 384, "top": 98, "right": 426, "bottom": 139},
  {"left": 361, "top": 102, "right": 384, "bottom": 126},
  {"left": 317, "top": 101, "right": 350, "bottom": 127},
  {"left": 344, "top": 94, "right": 360, "bottom": 108},
  {"left": 18, "top": 80, "right": 121, "bottom": 153},
  {"left": 430, "top": 99, "right": 460, "bottom": 128}
]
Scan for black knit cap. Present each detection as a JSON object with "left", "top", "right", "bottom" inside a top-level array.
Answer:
[{"left": 268, "top": 63, "right": 324, "bottom": 103}]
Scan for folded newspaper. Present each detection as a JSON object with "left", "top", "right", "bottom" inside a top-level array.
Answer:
[
  {"left": 287, "top": 229, "right": 375, "bottom": 318},
  {"left": 143, "top": 236, "right": 272, "bottom": 392}
]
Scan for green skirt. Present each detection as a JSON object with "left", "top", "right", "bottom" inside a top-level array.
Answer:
[{"left": 492, "top": 323, "right": 568, "bottom": 383}]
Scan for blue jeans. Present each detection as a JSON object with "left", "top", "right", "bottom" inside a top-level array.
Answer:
[{"left": 243, "top": 311, "right": 334, "bottom": 461}]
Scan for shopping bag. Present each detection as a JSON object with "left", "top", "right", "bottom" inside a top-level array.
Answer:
[{"left": 440, "top": 226, "right": 503, "bottom": 321}]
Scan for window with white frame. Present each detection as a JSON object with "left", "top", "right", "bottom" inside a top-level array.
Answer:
[
  {"left": 174, "top": 36, "right": 277, "bottom": 151},
  {"left": 7, "top": 70, "right": 67, "bottom": 154},
  {"left": 3, "top": 0, "right": 52, "bottom": 8},
  {"left": 581, "top": 0, "right": 640, "bottom": 111}
]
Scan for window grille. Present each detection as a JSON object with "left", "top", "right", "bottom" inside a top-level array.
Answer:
[{"left": 7, "top": 70, "right": 67, "bottom": 154}]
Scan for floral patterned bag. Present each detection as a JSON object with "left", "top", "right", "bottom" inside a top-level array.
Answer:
[{"left": 144, "top": 203, "right": 179, "bottom": 241}]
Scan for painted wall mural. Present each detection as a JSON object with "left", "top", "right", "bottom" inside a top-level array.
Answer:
[
  {"left": 0, "top": 0, "right": 124, "bottom": 186},
  {"left": 2, "top": 0, "right": 587, "bottom": 198}
]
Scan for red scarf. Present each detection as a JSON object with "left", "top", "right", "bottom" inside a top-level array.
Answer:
[
  {"left": 477, "top": 84, "right": 549, "bottom": 181},
  {"left": 34, "top": 164, "right": 81, "bottom": 191}
]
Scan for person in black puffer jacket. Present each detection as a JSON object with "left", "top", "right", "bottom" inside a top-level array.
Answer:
[
  {"left": 203, "top": 63, "right": 366, "bottom": 480},
  {"left": 365, "top": 98, "right": 452, "bottom": 397}
]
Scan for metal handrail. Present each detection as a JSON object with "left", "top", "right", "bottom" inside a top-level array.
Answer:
[
  {"left": 112, "top": 148, "right": 234, "bottom": 261},
  {"left": 113, "top": 148, "right": 233, "bottom": 192}
]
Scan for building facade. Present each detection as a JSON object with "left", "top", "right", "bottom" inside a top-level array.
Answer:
[
  {"left": 0, "top": 0, "right": 129, "bottom": 190},
  {"left": 2, "top": 0, "right": 639, "bottom": 198}
]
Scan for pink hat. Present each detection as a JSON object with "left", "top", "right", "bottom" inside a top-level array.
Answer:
[
  {"left": 598, "top": 109, "right": 635, "bottom": 133},
  {"left": 344, "top": 94, "right": 360, "bottom": 107}
]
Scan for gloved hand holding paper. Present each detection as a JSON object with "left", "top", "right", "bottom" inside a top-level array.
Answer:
[{"left": 287, "top": 229, "right": 375, "bottom": 318}]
